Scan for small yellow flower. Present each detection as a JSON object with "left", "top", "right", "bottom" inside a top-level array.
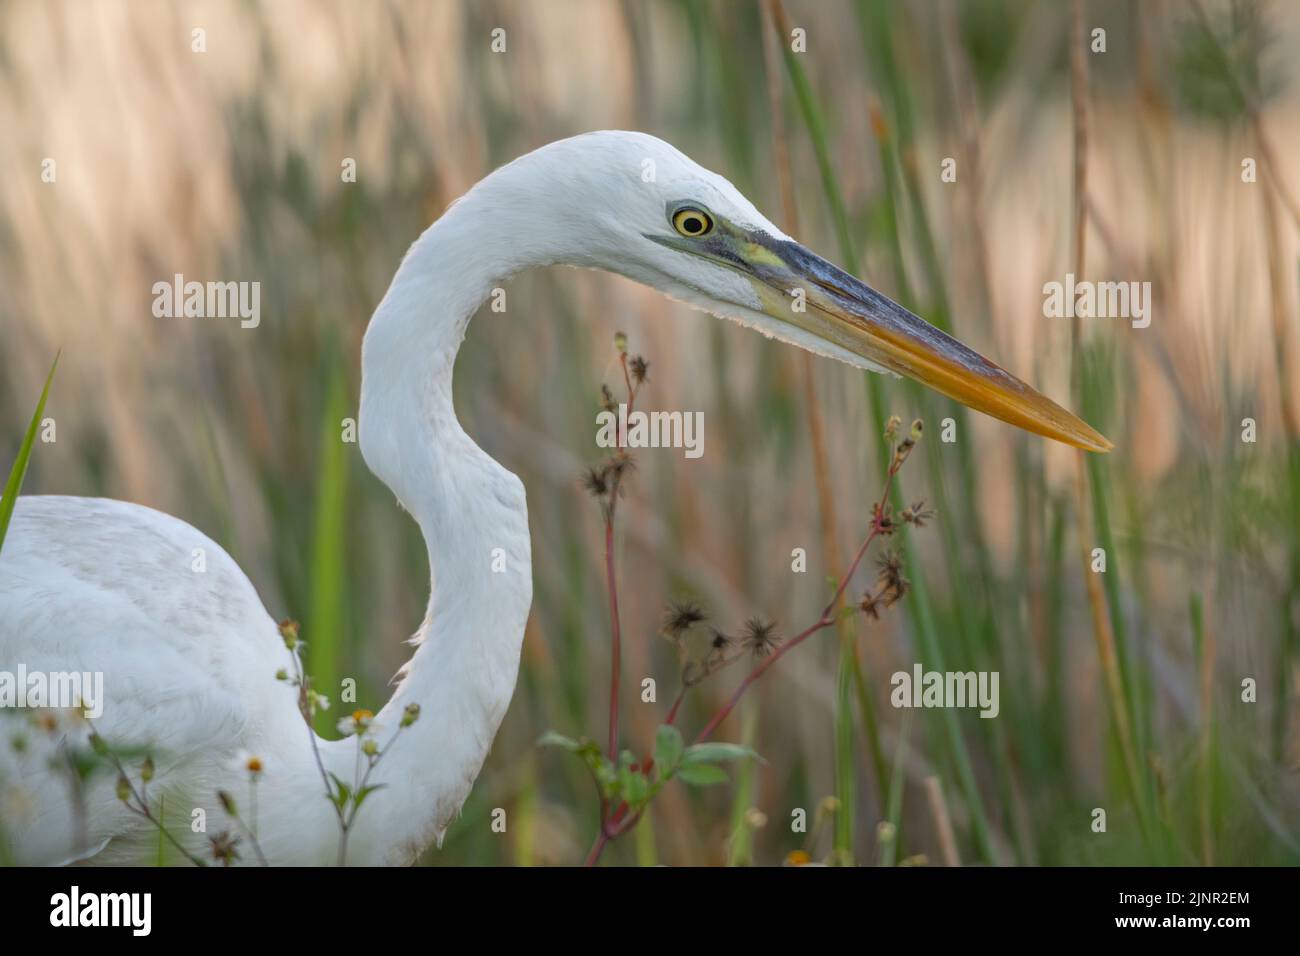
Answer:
[
  {"left": 231, "top": 750, "right": 265, "bottom": 778},
  {"left": 337, "top": 709, "right": 376, "bottom": 737}
]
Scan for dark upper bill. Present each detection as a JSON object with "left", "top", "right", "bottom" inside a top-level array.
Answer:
[{"left": 650, "top": 221, "right": 1112, "bottom": 454}]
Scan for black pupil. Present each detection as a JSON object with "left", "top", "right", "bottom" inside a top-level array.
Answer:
[{"left": 683, "top": 216, "right": 703, "bottom": 234}]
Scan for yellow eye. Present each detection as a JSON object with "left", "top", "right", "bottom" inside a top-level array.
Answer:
[{"left": 672, "top": 207, "right": 714, "bottom": 238}]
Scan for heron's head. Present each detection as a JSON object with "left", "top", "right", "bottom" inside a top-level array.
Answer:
[{"left": 513, "top": 131, "right": 1110, "bottom": 452}]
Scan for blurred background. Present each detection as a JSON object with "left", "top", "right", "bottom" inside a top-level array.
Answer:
[{"left": 2, "top": 0, "right": 1298, "bottom": 865}]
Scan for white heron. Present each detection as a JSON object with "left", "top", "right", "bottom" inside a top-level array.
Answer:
[{"left": 0, "top": 131, "right": 1109, "bottom": 866}]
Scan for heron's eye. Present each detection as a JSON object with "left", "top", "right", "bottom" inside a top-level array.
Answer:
[{"left": 672, "top": 207, "right": 714, "bottom": 238}]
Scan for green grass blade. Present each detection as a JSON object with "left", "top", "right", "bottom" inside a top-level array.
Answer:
[
  {"left": 0, "top": 353, "right": 59, "bottom": 555},
  {"left": 776, "top": 19, "right": 856, "bottom": 267},
  {"left": 725, "top": 704, "right": 758, "bottom": 866},
  {"left": 879, "top": 710, "right": 911, "bottom": 867},
  {"left": 307, "top": 360, "right": 350, "bottom": 734},
  {"left": 832, "top": 639, "right": 857, "bottom": 864}
]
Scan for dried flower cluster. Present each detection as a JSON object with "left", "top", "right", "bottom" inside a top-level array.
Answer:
[
  {"left": 555, "top": 333, "right": 935, "bottom": 866},
  {"left": 662, "top": 601, "right": 784, "bottom": 690},
  {"left": 582, "top": 333, "right": 648, "bottom": 518}
]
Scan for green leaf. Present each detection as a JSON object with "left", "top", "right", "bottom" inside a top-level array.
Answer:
[
  {"left": 0, "top": 353, "right": 58, "bottom": 557},
  {"left": 593, "top": 761, "right": 619, "bottom": 800},
  {"left": 621, "top": 766, "right": 649, "bottom": 807},
  {"left": 676, "top": 763, "right": 729, "bottom": 787},
  {"left": 327, "top": 772, "right": 352, "bottom": 810},
  {"left": 560, "top": 739, "right": 617, "bottom": 800},
  {"left": 537, "top": 731, "right": 582, "bottom": 752},
  {"left": 354, "top": 783, "right": 387, "bottom": 810},
  {"left": 683, "top": 742, "right": 759, "bottom": 765},
  {"left": 653, "top": 724, "right": 684, "bottom": 778}
]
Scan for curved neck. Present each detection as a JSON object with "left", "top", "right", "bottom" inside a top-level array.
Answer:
[{"left": 340, "top": 193, "right": 536, "bottom": 864}]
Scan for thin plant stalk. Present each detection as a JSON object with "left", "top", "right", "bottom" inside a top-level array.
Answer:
[{"left": 1068, "top": 0, "right": 1150, "bottom": 842}]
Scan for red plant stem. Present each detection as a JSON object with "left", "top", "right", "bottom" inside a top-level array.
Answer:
[
  {"left": 619, "top": 353, "right": 635, "bottom": 414},
  {"left": 605, "top": 353, "right": 637, "bottom": 760},
  {"left": 585, "top": 796, "right": 643, "bottom": 867},
  {"left": 590, "top": 350, "right": 650, "bottom": 862},
  {"left": 664, "top": 686, "right": 688, "bottom": 726},
  {"left": 605, "top": 507, "right": 621, "bottom": 759},
  {"left": 694, "top": 462, "right": 899, "bottom": 742},
  {"left": 585, "top": 828, "right": 610, "bottom": 866}
]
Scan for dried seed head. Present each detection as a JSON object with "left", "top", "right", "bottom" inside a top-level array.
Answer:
[
  {"left": 600, "top": 383, "right": 616, "bottom": 413},
  {"left": 629, "top": 355, "right": 649, "bottom": 384},
  {"left": 876, "top": 549, "right": 904, "bottom": 585},
  {"left": 663, "top": 600, "right": 707, "bottom": 639},
  {"left": 741, "top": 617, "right": 780, "bottom": 658},
  {"left": 901, "top": 500, "right": 935, "bottom": 528},
  {"left": 875, "top": 550, "right": 910, "bottom": 606},
  {"left": 581, "top": 464, "right": 609, "bottom": 498},
  {"left": 874, "top": 501, "right": 895, "bottom": 535},
  {"left": 859, "top": 592, "right": 881, "bottom": 620},
  {"left": 209, "top": 831, "right": 241, "bottom": 866},
  {"left": 607, "top": 455, "right": 636, "bottom": 486}
]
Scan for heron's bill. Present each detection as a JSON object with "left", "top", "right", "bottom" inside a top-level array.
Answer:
[{"left": 653, "top": 224, "right": 1112, "bottom": 454}]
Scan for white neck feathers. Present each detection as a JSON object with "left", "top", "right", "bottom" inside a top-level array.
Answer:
[{"left": 343, "top": 186, "right": 536, "bottom": 864}]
